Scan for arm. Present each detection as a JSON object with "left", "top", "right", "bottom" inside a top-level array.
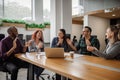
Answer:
[
  {"left": 1, "top": 38, "right": 17, "bottom": 59},
  {"left": 17, "top": 39, "right": 27, "bottom": 53},
  {"left": 91, "top": 38, "right": 100, "bottom": 50},
  {"left": 38, "top": 41, "right": 44, "bottom": 52},
  {"left": 87, "top": 43, "right": 120, "bottom": 59},
  {"left": 51, "top": 37, "right": 58, "bottom": 47},
  {"left": 66, "top": 39, "right": 77, "bottom": 51},
  {"left": 76, "top": 37, "right": 82, "bottom": 51},
  {"left": 26, "top": 40, "right": 34, "bottom": 52}
]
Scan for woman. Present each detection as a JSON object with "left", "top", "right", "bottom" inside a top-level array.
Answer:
[
  {"left": 51, "top": 29, "right": 76, "bottom": 52},
  {"left": 87, "top": 25, "right": 120, "bottom": 59},
  {"left": 51, "top": 29, "right": 75, "bottom": 80},
  {"left": 27, "top": 29, "right": 44, "bottom": 80}
]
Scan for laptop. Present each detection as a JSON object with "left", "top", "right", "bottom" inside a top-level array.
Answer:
[{"left": 45, "top": 48, "right": 64, "bottom": 58}]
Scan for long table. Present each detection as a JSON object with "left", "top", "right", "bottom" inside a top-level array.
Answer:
[{"left": 15, "top": 52, "right": 120, "bottom": 80}]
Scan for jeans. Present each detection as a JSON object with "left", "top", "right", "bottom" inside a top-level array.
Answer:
[
  {"left": 3, "top": 62, "right": 19, "bottom": 80},
  {"left": 3, "top": 57, "right": 29, "bottom": 80},
  {"left": 34, "top": 65, "right": 44, "bottom": 77}
]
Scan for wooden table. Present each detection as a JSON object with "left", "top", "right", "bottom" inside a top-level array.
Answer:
[{"left": 15, "top": 52, "right": 120, "bottom": 80}]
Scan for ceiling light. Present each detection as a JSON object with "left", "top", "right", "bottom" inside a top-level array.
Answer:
[
  {"left": 104, "top": 9, "right": 112, "bottom": 13},
  {"left": 104, "top": 7, "right": 120, "bottom": 13},
  {"left": 112, "top": 14, "right": 116, "bottom": 16}
]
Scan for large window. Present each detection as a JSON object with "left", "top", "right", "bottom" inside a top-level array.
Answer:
[
  {"left": 43, "top": 0, "right": 50, "bottom": 22},
  {"left": 1, "top": 0, "right": 50, "bottom": 22},
  {"left": 72, "top": 0, "right": 84, "bottom": 16},
  {"left": 0, "top": 0, "right": 3, "bottom": 18},
  {"left": 4, "top": 0, "right": 32, "bottom": 20}
]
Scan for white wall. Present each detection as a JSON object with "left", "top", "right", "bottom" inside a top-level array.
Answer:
[
  {"left": 0, "top": 25, "right": 82, "bottom": 43},
  {"left": 84, "top": 0, "right": 120, "bottom": 13},
  {"left": 72, "top": 16, "right": 110, "bottom": 51},
  {"left": 0, "top": 27, "right": 50, "bottom": 43},
  {"left": 88, "top": 16, "right": 110, "bottom": 51},
  {"left": 72, "top": 24, "right": 83, "bottom": 41}
]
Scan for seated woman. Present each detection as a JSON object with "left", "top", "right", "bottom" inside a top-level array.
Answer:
[
  {"left": 51, "top": 29, "right": 76, "bottom": 80},
  {"left": 27, "top": 29, "right": 44, "bottom": 80},
  {"left": 51, "top": 29, "right": 76, "bottom": 52},
  {"left": 87, "top": 25, "right": 120, "bottom": 59}
]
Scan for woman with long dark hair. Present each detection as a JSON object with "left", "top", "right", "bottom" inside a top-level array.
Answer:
[
  {"left": 51, "top": 29, "right": 75, "bottom": 80},
  {"left": 51, "top": 29, "right": 75, "bottom": 52}
]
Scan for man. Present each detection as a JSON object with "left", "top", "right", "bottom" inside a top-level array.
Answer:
[
  {"left": 0, "top": 26, "right": 28, "bottom": 80},
  {"left": 76, "top": 26, "right": 100, "bottom": 56}
]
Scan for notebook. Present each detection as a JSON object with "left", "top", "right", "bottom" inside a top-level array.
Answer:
[{"left": 45, "top": 48, "right": 64, "bottom": 58}]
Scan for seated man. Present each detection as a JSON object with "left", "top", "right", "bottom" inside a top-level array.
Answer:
[
  {"left": 0, "top": 26, "right": 28, "bottom": 80},
  {"left": 76, "top": 26, "right": 100, "bottom": 56}
]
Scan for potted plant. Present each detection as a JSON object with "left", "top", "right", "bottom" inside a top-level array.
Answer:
[
  {"left": 26, "top": 23, "right": 46, "bottom": 30},
  {"left": 44, "top": 22, "right": 50, "bottom": 28},
  {"left": 2, "top": 19, "right": 26, "bottom": 27},
  {"left": 1, "top": 19, "right": 50, "bottom": 30}
]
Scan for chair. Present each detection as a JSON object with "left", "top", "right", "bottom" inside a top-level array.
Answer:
[
  {"left": 0, "top": 34, "right": 5, "bottom": 41},
  {"left": 39, "top": 73, "right": 50, "bottom": 80},
  {"left": 18, "top": 34, "right": 23, "bottom": 40},
  {"left": 26, "top": 35, "right": 32, "bottom": 42},
  {"left": 0, "top": 61, "right": 10, "bottom": 80},
  {"left": 0, "top": 33, "right": 10, "bottom": 80}
]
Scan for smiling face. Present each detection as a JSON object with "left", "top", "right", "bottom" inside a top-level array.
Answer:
[
  {"left": 58, "top": 30, "right": 64, "bottom": 39},
  {"left": 36, "top": 31, "right": 42, "bottom": 39},
  {"left": 8, "top": 27, "right": 18, "bottom": 38},
  {"left": 105, "top": 28, "right": 113, "bottom": 39},
  {"left": 82, "top": 28, "right": 91, "bottom": 37}
]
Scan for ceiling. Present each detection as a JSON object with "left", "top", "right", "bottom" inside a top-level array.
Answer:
[{"left": 72, "top": 7, "right": 120, "bottom": 25}]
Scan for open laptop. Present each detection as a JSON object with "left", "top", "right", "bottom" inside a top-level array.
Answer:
[{"left": 45, "top": 48, "right": 64, "bottom": 58}]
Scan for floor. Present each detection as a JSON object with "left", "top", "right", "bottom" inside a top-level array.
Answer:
[
  {"left": 0, "top": 68, "right": 55, "bottom": 80},
  {"left": 0, "top": 44, "right": 53, "bottom": 80},
  {"left": 0, "top": 44, "right": 54, "bottom": 80}
]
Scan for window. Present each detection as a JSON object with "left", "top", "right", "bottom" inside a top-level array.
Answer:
[
  {"left": 72, "top": 0, "right": 84, "bottom": 16},
  {"left": 4, "top": 0, "right": 32, "bottom": 20},
  {"left": 0, "top": 0, "right": 3, "bottom": 18},
  {"left": 43, "top": 0, "right": 50, "bottom": 22}
]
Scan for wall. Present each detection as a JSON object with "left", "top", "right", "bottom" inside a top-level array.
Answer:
[
  {"left": 84, "top": 0, "right": 120, "bottom": 13},
  {"left": 0, "top": 24, "right": 82, "bottom": 43},
  {"left": 88, "top": 16, "right": 110, "bottom": 51},
  {"left": 72, "top": 24, "right": 83, "bottom": 41},
  {"left": 0, "top": 27, "right": 50, "bottom": 43}
]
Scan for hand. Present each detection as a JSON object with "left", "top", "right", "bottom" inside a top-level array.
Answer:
[
  {"left": 66, "top": 39, "right": 72, "bottom": 45},
  {"left": 26, "top": 40, "right": 32, "bottom": 47},
  {"left": 85, "top": 39, "right": 91, "bottom": 46},
  {"left": 6, "top": 37, "right": 17, "bottom": 56},
  {"left": 12, "top": 37, "right": 17, "bottom": 50},
  {"left": 57, "top": 38, "right": 63, "bottom": 45},
  {"left": 87, "top": 46, "right": 95, "bottom": 52},
  {"left": 38, "top": 42, "right": 43, "bottom": 49}
]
